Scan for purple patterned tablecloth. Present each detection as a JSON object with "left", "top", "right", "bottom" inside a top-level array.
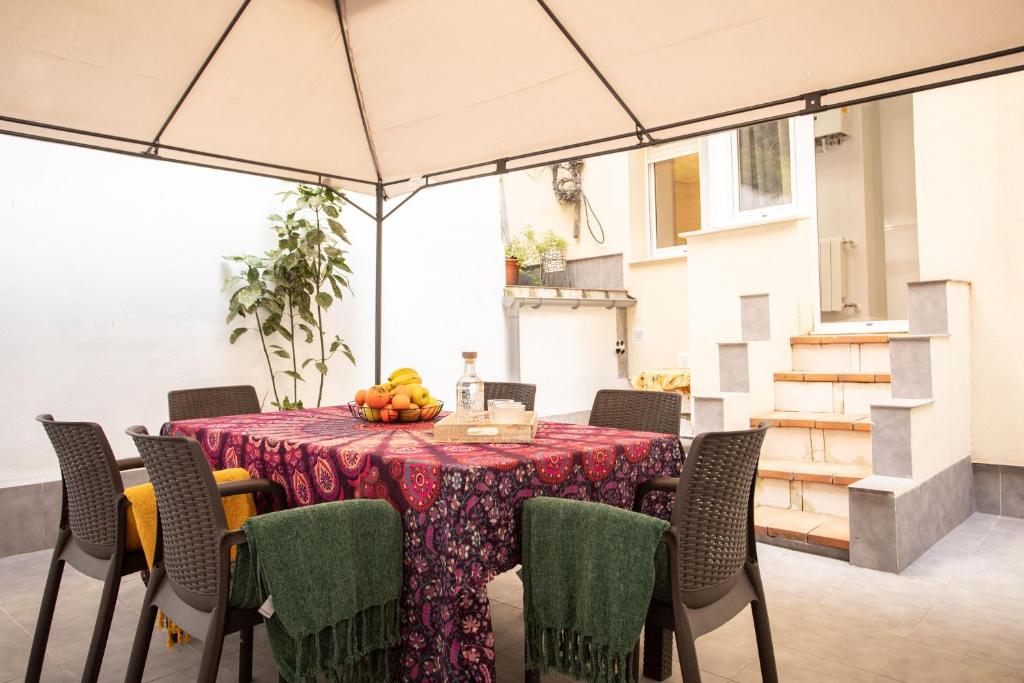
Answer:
[{"left": 163, "top": 406, "right": 682, "bottom": 682}]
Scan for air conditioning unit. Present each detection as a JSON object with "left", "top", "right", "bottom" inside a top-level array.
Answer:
[{"left": 813, "top": 108, "right": 852, "bottom": 139}]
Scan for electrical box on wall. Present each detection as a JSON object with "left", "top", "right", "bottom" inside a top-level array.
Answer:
[{"left": 813, "top": 108, "right": 852, "bottom": 139}]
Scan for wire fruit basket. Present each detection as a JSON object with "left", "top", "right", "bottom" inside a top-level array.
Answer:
[{"left": 347, "top": 400, "right": 443, "bottom": 423}]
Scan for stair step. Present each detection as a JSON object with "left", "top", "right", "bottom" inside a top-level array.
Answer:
[
  {"left": 773, "top": 372, "right": 891, "bottom": 383},
  {"left": 791, "top": 334, "right": 892, "bottom": 345},
  {"left": 752, "top": 411, "right": 872, "bottom": 431},
  {"left": 754, "top": 506, "right": 850, "bottom": 550},
  {"left": 758, "top": 459, "right": 870, "bottom": 486}
]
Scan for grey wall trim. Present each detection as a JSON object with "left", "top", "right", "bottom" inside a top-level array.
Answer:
[
  {"left": 908, "top": 280, "right": 949, "bottom": 336},
  {"left": 973, "top": 462, "right": 1024, "bottom": 518},
  {"left": 740, "top": 294, "right": 771, "bottom": 341},
  {"left": 693, "top": 396, "right": 725, "bottom": 434},
  {"left": 890, "top": 337, "right": 933, "bottom": 400},
  {"left": 718, "top": 343, "right": 750, "bottom": 393},
  {"left": 850, "top": 455, "right": 974, "bottom": 573},
  {"left": 566, "top": 253, "right": 625, "bottom": 290},
  {"left": 871, "top": 405, "right": 914, "bottom": 477},
  {"left": 0, "top": 470, "right": 149, "bottom": 559}
]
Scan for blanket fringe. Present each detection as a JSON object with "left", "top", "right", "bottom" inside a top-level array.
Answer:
[{"left": 526, "top": 623, "right": 636, "bottom": 683}]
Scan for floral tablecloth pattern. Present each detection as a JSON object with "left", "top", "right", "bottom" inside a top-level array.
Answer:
[{"left": 162, "top": 406, "right": 682, "bottom": 682}]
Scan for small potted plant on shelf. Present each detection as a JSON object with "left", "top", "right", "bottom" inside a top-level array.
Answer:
[
  {"left": 504, "top": 236, "right": 528, "bottom": 286},
  {"left": 535, "top": 230, "right": 568, "bottom": 275}
]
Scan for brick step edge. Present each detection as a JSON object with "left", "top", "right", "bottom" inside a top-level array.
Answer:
[
  {"left": 754, "top": 505, "right": 849, "bottom": 551},
  {"left": 774, "top": 372, "right": 891, "bottom": 383}
]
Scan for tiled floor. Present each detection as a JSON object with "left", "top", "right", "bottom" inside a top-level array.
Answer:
[{"left": 1, "top": 513, "right": 1022, "bottom": 682}]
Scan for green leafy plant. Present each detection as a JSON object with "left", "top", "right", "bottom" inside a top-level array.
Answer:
[
  {"left": 534, "top": 230, "right": 568, "bottom": 255},
  {"left": 504, "top": 236, "right": 529, "bottom": 261},
  {"left": 225, "top": 185, "right": 355, "bottom": 410},
  {"left": 507, "top": 228, "right": 566, "bottom": 266}
]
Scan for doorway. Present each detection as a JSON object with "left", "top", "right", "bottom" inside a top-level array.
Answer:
[{"left": 812, "top": 96, "right": 919, "bottom": 332}]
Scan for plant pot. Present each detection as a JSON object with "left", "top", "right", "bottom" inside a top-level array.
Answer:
[{"left": 505, "top": 258, "right": 520, "bottom": 286}]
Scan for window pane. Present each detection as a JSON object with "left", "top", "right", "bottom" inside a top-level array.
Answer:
[
  {"left": 652, "top": 153, "right": 701, "bottom": 249},
  {"left": 737, "top": 121, "right": 792, "bottom": 211}
]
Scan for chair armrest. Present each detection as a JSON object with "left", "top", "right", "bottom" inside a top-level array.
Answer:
[
  {"left": 220, "top": 528, "right": 247, "bottom": 549},
  {"left": 632, "top": 476, "right": 680, "bottom": 512},
  {"left": 217, "top": 478, "right": 287, "bottom": 509},
  {"left": 115, "top": 457, "right": 145, "bottom": 471}
]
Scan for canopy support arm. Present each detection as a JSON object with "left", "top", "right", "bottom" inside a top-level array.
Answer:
[
  {"left": 147, "top": 0, "right": 251, "bottom": 154},
  {"left": 335, "top": 0, "right": 385, "bottom": 189},
  {"left": 373, "top": 182, "right": 384, "bottom": 384},
  {"left": 534, "top": 0, "right": 654, "bottom": 144}
]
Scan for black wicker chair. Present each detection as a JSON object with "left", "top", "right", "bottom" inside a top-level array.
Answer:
[
  {"left": 123, "top": 426, "right": 286, "bottom": 683},
  {"left": 483, "top": 381, "right": 537, "bottom": 411},
  {"left": 167, "top": 385, "right": 261, "bottom": 421},
  {"left": 27, "top": 415, "right": 148, "bottom": 683},
  {"left": 588, "top": 389, "right": 682, "bottom": 436},
  {"left": 632, "top": 426, "right": 777, "bottom": 683}
]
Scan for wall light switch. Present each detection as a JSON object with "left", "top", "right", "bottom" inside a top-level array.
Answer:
[
  {"left": 677, "top": 352, "right": 689, "bottom": 368},
  {"left": 632, "top": 327, "right": 646, "bottom": 343}
]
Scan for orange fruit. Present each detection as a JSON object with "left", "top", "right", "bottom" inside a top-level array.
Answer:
[
  {"left": 391, "top": 394, "right": 412, "bottom": 410},
  {"left": 392, "top": 385, "right": 414, "bottom": 398},
  {"left": 354, "top": 389, "right": 366, "bottom": 406},
  {"left": 365, "top": 386, "right": 390, "bottom": 409},
  {"left": 380, "top": 406, "right": 399, "bottom": 422}
]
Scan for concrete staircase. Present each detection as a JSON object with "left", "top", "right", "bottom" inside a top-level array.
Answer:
[{"left": 751, "top": 334, "right": 893, "bottom": 557}]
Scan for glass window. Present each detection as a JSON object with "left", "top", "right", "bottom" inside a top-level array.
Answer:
[
  {"left": 651, "top": 151, "right": 702, "bottom": 249},
  {"left": 736, "top": 120, "right": 792, "bottom": 212}
]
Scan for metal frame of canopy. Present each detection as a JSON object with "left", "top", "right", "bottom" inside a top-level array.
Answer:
[{"left": 2, "top": 0, "right": 1023, "bottom": 384}]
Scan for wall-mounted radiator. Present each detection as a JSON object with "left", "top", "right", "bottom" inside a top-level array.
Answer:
[{"left": 819, "top": 237, "right": 855, "bottom": 312}]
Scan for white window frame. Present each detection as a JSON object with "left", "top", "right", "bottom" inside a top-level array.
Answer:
[
  {"left": 645, "top": 138, "right": 709, "bottom": 258},
  {"left": 643, "top": 116, "right": 815, "bottom": 258},
  {"left": 729, "top": 118, "right": 801, "bottom": 223}
]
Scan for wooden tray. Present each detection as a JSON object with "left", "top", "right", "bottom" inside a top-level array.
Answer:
[{"left": 433, "top": 411, "right": 538, "bottom": 443}]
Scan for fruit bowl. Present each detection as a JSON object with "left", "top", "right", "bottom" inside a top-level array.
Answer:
[{"left": 347, "top": 400, "right": 444, "bottom": 423}]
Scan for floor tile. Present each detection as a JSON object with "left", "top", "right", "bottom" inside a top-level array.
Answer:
[
  {"left": 778, "top": 612, "right": 904, "bottom": 673},
  {"left": 879, "top": 639, "right": 1024, "bottom": 682},
  {"left": 907, "top": 611, "right": 1024, "bottom": 670},
  {"left": 733, "top": 644, "right": 876, "bottom": 682}
]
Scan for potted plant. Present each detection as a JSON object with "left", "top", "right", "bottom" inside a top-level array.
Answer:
[
  {"left": 535, "top": 230, "right": 568, "bottom": 274},
  {"left": 504, "top": 236, "right": 530, "bottom": 286}
]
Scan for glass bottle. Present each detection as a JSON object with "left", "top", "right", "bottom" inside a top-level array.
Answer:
[{"left": 456, "top": 351, "right": 485, "bottom": 420}]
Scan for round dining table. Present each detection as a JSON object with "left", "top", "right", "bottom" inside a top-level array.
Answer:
[{"left": 163, "top": 405, "right": 682, "bottom": 682}]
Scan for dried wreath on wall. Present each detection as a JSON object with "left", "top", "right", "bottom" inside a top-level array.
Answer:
[{"left": 550, "top": 160, "right": 605, "bottom": 244}]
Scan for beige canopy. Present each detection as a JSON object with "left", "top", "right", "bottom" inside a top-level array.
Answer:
[{"left": 2, "top": 0, "right": 1023, "bottom": 196}]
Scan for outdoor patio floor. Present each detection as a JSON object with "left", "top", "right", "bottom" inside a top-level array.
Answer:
[{"left": 0, "top": 512, "right": 1021, "bottom": 682}]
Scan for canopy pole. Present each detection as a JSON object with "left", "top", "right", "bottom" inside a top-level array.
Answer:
[{"left": 374, "top": 182, "right": 384, "bottom": 385}]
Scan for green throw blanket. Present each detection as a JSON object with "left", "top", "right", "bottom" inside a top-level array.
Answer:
[
  {"left": 229, "top": 500, "right": 402, "bottom": 683},
  {"left": 522, "top": 497, "right": 670, "bottom": 683}
]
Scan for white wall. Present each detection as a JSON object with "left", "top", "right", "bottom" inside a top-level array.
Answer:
[
  {"left": 0, "top": 136, "right": 286, "bottom": 483},
  {"left": 0, "top": 137, "right": 524, "bottom": 484},
  {"left": 913, "top": 71, "right": 1024, "bottom": 468},
  {"left": 373, "top": 178, "right": 507, "bottom": 407}
]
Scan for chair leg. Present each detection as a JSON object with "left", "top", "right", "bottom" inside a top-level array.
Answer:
[
  {"left": 525, "top": 670, "right": 541, "bottom": 683},
  {"left": 125, "top": 567, "right": 163, "bottom": 683},
  {"left": 124, "top": 602, "right": 157, "bottom": 683},
  {"left": 25, "top": 549, "right": 65, "bottom": 682},
  {"left": 238, "top": 624, "right": 254, "bottom": 683},
  {"left": 642, "top": 620, "right": 674, "bottom": 681},
  {"left": 197, "top": 613, "right": 226, "bottom": 683},
  {"left": 81, "top": 559, "right": 122, "bottom": 683},
  {"left": 673, "top": 608, "right": 702, "bottom": 683},
  {"left": 750, "top": 599, "right": 778, "bottom": 683}
]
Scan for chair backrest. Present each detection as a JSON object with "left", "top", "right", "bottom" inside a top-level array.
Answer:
[
  {"left": 37, "top": 415, "right": 124, "bottom": 558},
  {"left": 483, "top": 381, "right": 537, "bottom": 411},
  {"left": 126, "top": 426, "right": 228, "bottom": 611},
  {"left": 588, "top": 389, "right": 681, "bottom": 435},
  {"left": 669, "top": 426, "right": 767, "bottom": 607},
  {"left": 167, "top": 385, "right": 260, "bottom": 421}
]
